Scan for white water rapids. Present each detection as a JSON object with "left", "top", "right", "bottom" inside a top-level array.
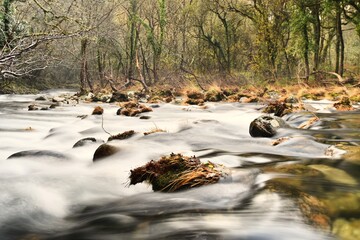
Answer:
[{"left": 0, "top": 91, "right": 342, "bottom": 240}]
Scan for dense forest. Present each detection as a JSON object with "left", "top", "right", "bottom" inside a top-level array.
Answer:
[{"left": 0, "top": 0, "right": 359, "bottom": 93}]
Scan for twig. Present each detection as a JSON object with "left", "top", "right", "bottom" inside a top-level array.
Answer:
[{"left": 101, "top": 114, "right": 112, "bottom": 136}]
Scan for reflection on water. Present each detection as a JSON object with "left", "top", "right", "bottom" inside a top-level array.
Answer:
[{"left": 0, "top": 93, "right": 358, "bottom": 240}]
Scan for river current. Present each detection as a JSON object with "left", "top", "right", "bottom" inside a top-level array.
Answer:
[{"left": 0, "top": 91, "right": 359, "bottom": 240}]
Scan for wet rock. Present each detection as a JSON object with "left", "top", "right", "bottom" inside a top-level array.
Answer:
[
  {"left": 116, "top": 108, "right": 122, "bottom": 115},
  {"left": 7, "top": 150, "right": 68, "bottom": 160},
  {"left": 332, "top": 218, "right": 360, "bottom": 240},
  {"left": 93, "top": 144, "right": 120, "bottom": 162},
  {"left": 28, "top": 104, "right": 39, "bottom": 111},
  {"left": 108, "top": 130, "right": 135, "bottom": 141},
  {"left": 35, "top": 96, "right": 46, "bottom": 101},
  {"left": 49, "top": 103, "right": 58, "bottom": 109},
  {"left": 110, "top": 92, "right": 129, "bottom": 103},
  {"left": 129, "top": 153, "right": 228, "bottom": 192},
  {"left": 139, "top": 116, "right": 151, "bottom": 120},
  {"left": 92, "top": 106, "right": 104, "bottom": 115},
  {"left": 333, "top": 96, "right": 354, "bottom": 111},
  {"left": 249, "top": 115, "right": 287, "bottom": 137},
  {"left": 150, "top": 104, "right": 160, "bottom": 108},
  {"left": 73, "top": 137, "right": 105, "bottom": 148}
]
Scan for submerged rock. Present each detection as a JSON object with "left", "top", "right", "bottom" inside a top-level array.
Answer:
[
  {"left": 249, "top": 115, "right": 287, "bottom": 137},
  {"left": 7, "top": 150, "right": 68, "bottom": 160},
  {"left": 35, "top": 96, "right": 47, "bottom": 101},
  {"left": 28, "top": 104, "right": 39, "bottom": 111},
  {"left": 73, "top": 137, "right": 105, "bottom": 148},
  {"left": 93, "top": 144, "right": 120, "bottom": 162},
  {"left": 129, "top": 153, "right": 228, "bottom": 192}
]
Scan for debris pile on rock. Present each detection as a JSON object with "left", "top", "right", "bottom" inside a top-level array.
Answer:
[
  {"left": 185, "top": 90, "right": 205, "bottom": 105},
  {"left": 129, "top": 153, "right": 228, "bottom": 192},
  {"left": 117, "top": 101, "right": 152, "bottom": 117},
  {"left": 108, "top": 130, "right": 135, "bottom": 141}
]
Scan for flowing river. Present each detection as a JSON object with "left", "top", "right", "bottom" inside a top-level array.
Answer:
[{"left": 0, "top": 91, "right": 359, "bottom": 240}]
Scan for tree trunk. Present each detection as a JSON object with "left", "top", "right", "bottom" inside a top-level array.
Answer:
[
  {"left": 335, "top": 2, "right": 345, "bottom": 76},
  {"left": 1, "top": 0, "right": 12, "bottom": 48},
  {"left": 302, "top": 19, "right": 310, "bottom": 81},
  {"left": 80, "top": 38, "right": 93, "bottom": 94},
  {"left": 312, "top": 2, "right": 321, "bottom": 72},
  {"left": 97, "top": 48, "right": 106, "bottom": 88},
  {"left": 127, "top": 0, "right": 138, "bottom": 81}
]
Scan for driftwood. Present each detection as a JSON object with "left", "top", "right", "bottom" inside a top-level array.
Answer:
[{"left": 311, "top": 70, "right": 345, "bottom": 85}]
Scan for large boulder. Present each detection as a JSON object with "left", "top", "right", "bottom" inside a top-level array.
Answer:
[{"left": 249, "top": 115, "right": 287, "bottom": 137}]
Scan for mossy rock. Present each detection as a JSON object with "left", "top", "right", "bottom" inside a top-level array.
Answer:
[
  {"left": 204, "top": 89, "right": 226, "bottom": 102},
  {"left": 322, "top": 192, "right": 360, "bottom": 218},
  {"left": 186, "top": 90, "right": 204, "bottom": 99},
  {"left": 332, "top": 218, "right": 360, "bottom": 240},
  {"left": 350, "top": 95, "right": 360, "bottom": 103},
  {"left": 129, "top": 153, "right": 228, "bottom": 192},
  {"left": 333, "top": 97, "right": 354, "bottom": 111}
]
